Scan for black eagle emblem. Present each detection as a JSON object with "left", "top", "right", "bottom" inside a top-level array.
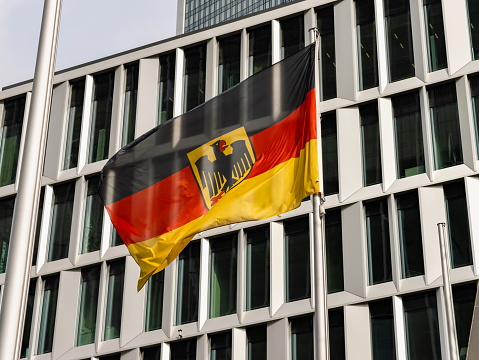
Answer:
[{"left": 195, "top": 139, "right": 255, "bottom": 207}]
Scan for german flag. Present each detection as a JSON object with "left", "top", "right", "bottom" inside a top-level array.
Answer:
[{"left": 99, "top": 44, "right": 319, "bottom": 289}]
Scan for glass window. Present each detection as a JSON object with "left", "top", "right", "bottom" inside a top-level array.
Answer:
[
  {"left": 63, "top": 80, "right": 84, "bottom": 169},
  {"left": 0, "top": 196, "right": 14, "bottom": 273},
  {"left": 77, "top": 266, "right": 100, "bottom": 346},
  {"left": 145, "top": 270, "right": 164, "bottom": 332},
  {"left": 47, "top": 182, "right": 75, "bottom": 262},
  {"left": 444, "top": 182, "right": 473, "bottom": 268},
  {"left": 369, "top": 299, "right": 396, "bottom": 360},
  {"left": 453, "top": 282, "right": 477, "bottom": 359},
  {"left": 246, "top": 226, "right": 270, "bottom": 310},
  {"left": 0, "top": 96, "right": 25, "bottom": 186},
  {"left": 385, "top": 0, "right": 415, "bottom": 82},
  {"left": 392, "top": 92, "right": 425, "bottom": 178},
  {"left": 142, "top": 345, "right": 161, "bottom": 360},
  {"left": 248, "top": 25, "right": 272, "bottom": 75},
  {"left": 32, "top": 188, "right": 44, "bottom": 266},
  {"left": 366, "top": 199, "right": 392, "bottom": 285},
  {"left": 171, "top": 338, "right": 197, "bottom": 360},
  {"left": 218, "top": 34, "right": 241, "bottom": 94},
  {"left": 100, "top": 355, "right": 121, "bottom": 360},
  {"left": 285, "top": 217, "right": 310, "bottom": 302},
  {"left": 210, "top": 234, "right": 237, "bottom": 318},
  {"left": 104, "top": 260, "right": 125, "bottom": 340},
  {"left": 210, "top": 332, "right": 232, "bottom": 360},
  {"left": 20, "top": 280, "right": 36, "bottom": 358},
  {"left": 469, "top": 75, "right": 479, "bottom": 156},
  {"left": 424, "top": 0, "right": 447, "bottom": 72},
  {"left": 428, "top": 82, "right": 463, "bottom": 169},
  {"left": 280, "top": 15, "right": 304, "bottom": 60},
  {"left": 291, "top": 316, "right": 313, "bottom": 360},
  {"left": 403, "top": 291, "right": 442, "bottom": 360},
  {"left": 111, "top": 227, "right": 123, "bottom": 247},
  {"left": 37, "top": 275, "right": 59, "bottom": 355},
  {"left": 329, "top": 308, "right": 346, "bottom": 360},
  {"left": 322, "top": 113, "right": 339, "bottom": 195},
  {"left": 247, "top": 325, "right": 266, "bottom": 360},
  {"left": 183, "top": 44, "right": 207, "bottom": 113},
  {"left": 158, "top": 53, "right": 176, "bottom": 125},
  {"left": 122, "top": 63, "right": 139, "bottom": 147},
  {"left": 360, "top": 102, "right": 382, "bottom": 186},
  {"left": 356, "top": 0, "right": 379, "bottom": 90},
  {"left": 397, "top": 192, "right": 424, "bottom": 278},
  {"left": 468, "top": 0, "right": 479, "bottom": 60},
  {"left": 317, "top": 7, "right": 337, "bottom": 100},
  {"left": 325, "top": 209, "right": 344, "bottom": 293},
  {"left": 81, "top": 175, "right": 103, "bottom": 254},
  {"left": 176, "top": 241, "right": 200, "bottom": 325},
  {"left": 88, "top": 71, "right": 114, "bottom": 163}
]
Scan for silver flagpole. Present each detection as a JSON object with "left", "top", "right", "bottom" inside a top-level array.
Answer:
[
  {"left": 0, "top": 0, "right": 63, "bottom": 358},
  {"left": 309, "top": 27, "right": 329, "bottom": 360},
  {"left": 437, "top": 223, "right": 459, "bottom": 360}
]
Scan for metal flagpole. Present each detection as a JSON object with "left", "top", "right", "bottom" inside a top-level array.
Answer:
[
  {"left": 309, "top": 27, "right": 329, "bottom": 360},
  {"left": 437, "top": 223, "right": 459, "bottom": 360},
  {"left": 0, "top": 0, "right": 63, "bottom": 358}
]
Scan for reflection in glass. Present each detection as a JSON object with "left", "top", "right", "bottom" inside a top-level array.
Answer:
[
  {"left": 218, "top": 34, "right": 241, "bottom": 93},
  {"left": 64, "top": 80, "right": 84, "bottom": 169},
  {"left": 280, "top": 15, "right": 304, "bottom": 60},
  {"left": 183, "top": 44, "right": 206, "bottom": 112},
  {"left": 424, "top": 0, "right": 447, "bottom": 72},
  {"left": 370, "top": 299, "right": 396, "bottom": 360},
  {"left": 210, "top": 332, "right": 232, "bottom": 360},
  {"left": 325, "top": 209, "right": 344, "bottom": 293},
  {"left": 81, "top": 176, "right": 103, "bottom": 254},
  {"left": 122, "top": 63, "right": 139, "bottom": 146},
  {"left": 356, "top": 0, "right": 378, "bottom": 90},
  {"left": 317, "top": 7, "right": 337, "bottom": 100},
  {"left": 0, "top": 196, "right": 14, "bottom": 273},
  {"left": 176, "top": 242, "right": 200, "bottom": 325},
  {"left": 322, "top": 113, "right": 338, "bottom": 195},
  {"left": 170, "top": 339, "right": 197, "bottom": 360},
  {"left": 453, "top": 282, "right": 477, "bottom": 359},
  {"left": 291, "top": 316, "right": 313, "bottom": 360},
  {"left": 247, "top": 325, "right": 266, "bottom": 360},
  {"left": 248, "top": 25, "right": 272, "bottom": 75},
  {"left": 360, "top": 102, "right": 382, "bottom": 186},
  {"left": 104, "top": 260, "right": 124, "bottom": 340},
  {"left": 77, "top": 266, "right": 100, "bottom": 346},
  {"left": 20, "top": 280, "right": 36, "bottom": 358},
  {"left": 329, "top": 308, "right": 345, "bottom": 360},
  {"left": 158, "top": 53, "right": 176, "bottom": 125},
  {"left": 37, "top": 275, "right": 59, "bottom": 354},
  {"left": 145, "top": 271, "right": 164, "bottom": 331},
  {"left": 468, "top": 0, "right": 479, "bottom": 60},
  {"left": 246, "top": 226, "right": 269, "bottom": 310}
]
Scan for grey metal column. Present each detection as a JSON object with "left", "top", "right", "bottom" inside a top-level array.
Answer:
[
  {"left": 310, "top": 27, "right": 329, "bottom": 360},
  {"left": 437, "top": 223, "right": 460, "bottom": 360},
  {"left": 0, "top": 0, "right": 63, "bottom": 358}
]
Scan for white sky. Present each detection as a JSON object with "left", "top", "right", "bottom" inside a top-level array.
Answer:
[{"left": 0, "top": 0, "right": 178, "bottom": 89}]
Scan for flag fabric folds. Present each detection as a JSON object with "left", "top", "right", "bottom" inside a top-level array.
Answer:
[{"left": 99, "top": 44, "right": 319, "bottom": 289}]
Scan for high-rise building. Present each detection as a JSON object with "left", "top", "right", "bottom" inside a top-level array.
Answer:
[{"left": 1, "top": 0, "right": 479, "bottom": 359}]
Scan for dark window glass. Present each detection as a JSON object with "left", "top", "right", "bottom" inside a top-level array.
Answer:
[
  {"left": 370, "top": 299, "right": 396, "bottom": 360},
  {"left": 77, "top": 266, "right": 100, "bottom": 346},
  {"left": 470, "top": 75, "right": 479, "bottom": 156},
  {"left": 247, "top": 325, "right": 266, "bottom": 360},
  {"left": 48, "top": 182, "right": 75, "bottom": 262},
  {"left": 111, "top": 228, "right": 123, "bottom": 247},
  {"left": 88, "top": 71, "right": 114, "bottom": 163},
  {"left": 183, "top": 44, "right": 207, "bottom": 112},
  {"left": 428, "top": 83, "right": 463, "bottom": 169},
  {"left": 248, "top": 25, "right": 271, "bottom": 75},
  {"left": 176, "top": 242, "right": 200, "bottom": 325},
  {"left": 246, "top": 226, "right": 270, "bottom": 310},
  {"left": 360, "top": 103, "right": 382, "bottom": 186},
  {"left": 291, "top": 316, "right": 313, "bottom": 360},
  {"left": 171, "top": 339, "right": 197, "bottom": 360},
  {"left": 397, "top": 192, "right": 424, "bottom": 278},
  {"left": 392, "top": 92, "right": 425, "bottom": 178},
  {"left": 158, "top": 53, "right": 176, "bottom": 125},
  {"left": 468, "top": 0, "right": 479, "bottom": 60},
  {"left": 356, "top": 0, "right": 379, "bottom": 90},
  {"left": 0, "top": 196, "right": 14, "bottom": 273},
  {"left": 444, "top": 182, "right": 473, "bottom": 268},
  {"left": 366, "top": 199, "right": 392, "bottom": 285},
  {"left": 285, "top": 217, "right": 310, "bottom": 302},
  {"left": 81, "top": 176, "right": 103, "bottom": 254},
  {"left": 142, "top": 345, "right": 161, "bottom": 360},
  {"left": 403, "top": 292, "right": 442, "bottom": 360},
  {"left": 64, "top": 80, "right": 84, "bottom": 169},
  {"left": 104, "top": 260, "right": 125, "bottom": 340},
  {"left": 210, "top": 332, "right": 232, "bottom": 360},
  {"left": 37, "top": 275, "right": 59, "bottom": 354},
  {"left": 20, "top": 280, "right": 36, "bottom": 358},
  {"left": 325, "top": 209, "right": 344, "bottom": 293},
  {"left": 329, "top": 308, "right": 346, "bottom": 360},
  {"left": 0, "top": 96, "right": 25, "bottom": 186},
  {"left": 280, "top": 16, "right": 304, "bottom": 60},
  {"left": 385, "top": 0, "right": 415, "bottom": 82},
  {"left": 122, "top": 63, "right": 139, "bottom": 146},
  {"left": 218, "top": 34, "right": 241, "bottom": 93},
  {"left": 100, "top": 355, "right": 121, "bottom": 360},
  {"left": 322, "top": 113, "right": 338, "bottom": 195},
  {"left": 453, "top": 282, "right": 477, "bottom": 359},
  {"left": 210, "top": 235, "right": 237, "bottom": 318},
  {"left": 424, "top": 0, "right": 447, "bottom": 72},
  {"left": 145, "top": 270, "right": 164, "bottom": 331},
  {"left": 317, "top": 7, "right": 337, "bottom": 100},
  {"left": 32, "top": 188, "right": 44, "bottom": 266}
]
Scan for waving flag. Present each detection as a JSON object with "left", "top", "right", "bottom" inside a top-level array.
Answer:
[{"left": 99, "top": 44, "right": 319, "bottom": 289}]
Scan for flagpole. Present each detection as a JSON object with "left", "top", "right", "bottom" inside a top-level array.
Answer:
[
  {"left": 309, "top": 27, "right": 329, "bottom": 360},
  {"left": 437, "top": 223, "right": 460, "bottom": 360},
  {"left": 0, "top": 0, "right": 63, "bottom": 358}
]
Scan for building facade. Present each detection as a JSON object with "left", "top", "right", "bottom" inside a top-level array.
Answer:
[{"left": 1, "top": 0, "right": 479, "bottom": 359}]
